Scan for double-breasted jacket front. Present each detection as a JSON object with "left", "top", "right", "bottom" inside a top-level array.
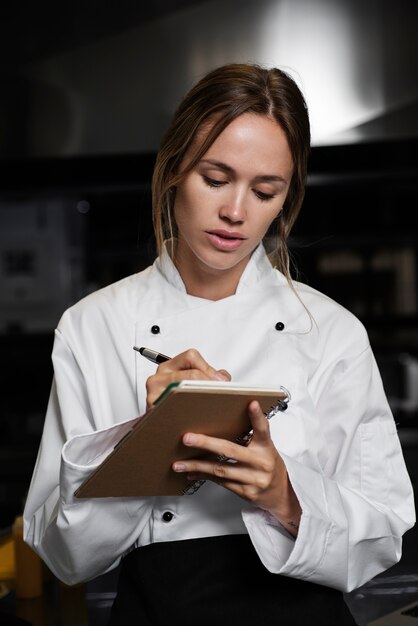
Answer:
[{"left": 23, "top": 245, "right": 415, "bottom": 591}]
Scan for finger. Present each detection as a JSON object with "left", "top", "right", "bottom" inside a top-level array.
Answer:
[
  {"left": 145, "top": 348, "right": 229, "bottom": 407},
  {"left": 217, "top": 368, "right": 232, "bottom": 382},
  {"left": 247, "top": 400, "right": 271, "bottom": 443},
  {"left": 160, "top": 349, "right": 229, "bottom": 382},
  {"left": 190, "top": 475, "right": 257, "bottom": 504},
  {"left": 181, "top": 432, "right": 253, "bottom": 464},
  {"left": 174, "top": 459, "right": 267, "bottom": 487},
  {"left": 146, "top": 368, "right": 220, "bottom": 406}
]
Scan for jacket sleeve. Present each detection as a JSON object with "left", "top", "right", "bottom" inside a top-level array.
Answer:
[
  {"left": 242, "top": 341, "right": 415, "bottom": 592},
  {"left": 23, "top": 329, "right": 153, "bottom": 585}
]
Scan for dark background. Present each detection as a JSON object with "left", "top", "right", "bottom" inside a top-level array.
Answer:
[{"left": 0, "top": 2, "right": 417, "bottom": 625}]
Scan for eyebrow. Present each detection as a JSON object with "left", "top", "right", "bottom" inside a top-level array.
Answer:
[{"left": 199, "top": 159, "right": 288, "bottom": 184}]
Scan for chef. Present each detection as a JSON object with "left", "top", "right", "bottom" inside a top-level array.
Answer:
[{"left": 24, "top": 63, "right": 415, "bottom": 625}]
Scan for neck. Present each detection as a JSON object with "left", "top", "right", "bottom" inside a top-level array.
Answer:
[
  {"left": 172, "top": 247, "right": 250, "bottom": 300},
  {"left": 182, "top": 269, "right": 241, "bottom": 300}
]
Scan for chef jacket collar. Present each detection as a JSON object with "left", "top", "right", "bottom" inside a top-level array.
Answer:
[{"left": 151, "top": 241, "right": 313, "bottom": 334}]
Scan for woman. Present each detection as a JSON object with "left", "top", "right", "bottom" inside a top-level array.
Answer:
[{"left": 24, "top": 64, "right": 415, "bottom": 625}]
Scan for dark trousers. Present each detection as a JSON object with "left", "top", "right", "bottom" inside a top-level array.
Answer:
[{"left": 109, "top": 534, "right": 357, "bottom": 625}]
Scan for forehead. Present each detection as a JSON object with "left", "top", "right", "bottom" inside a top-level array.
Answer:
[{"left": 192, "top": 113, "right": 293, "bottom": 175}]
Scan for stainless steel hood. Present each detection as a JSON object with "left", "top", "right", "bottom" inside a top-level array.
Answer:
[{"left": 1, "top": 0, "right": 417, "bottom": 156}]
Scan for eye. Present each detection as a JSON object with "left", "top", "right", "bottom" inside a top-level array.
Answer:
[
  {"left": 203, "top": 176, "right": 227, "bottom": 188},
  {"left": 254, "top": 189, "right": 276, "bottom": 202}
]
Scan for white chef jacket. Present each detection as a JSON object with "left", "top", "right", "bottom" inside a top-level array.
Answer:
[{"left": 23, "top": 244, "right": 415, "bottom": 592}]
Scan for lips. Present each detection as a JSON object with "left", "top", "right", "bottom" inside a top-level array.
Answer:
[
  {"left": 205, "top": 230, "right": 247, "bottom": 251},
  {"left": 207, "top": 230, "right": 246, "bottom": 240}
]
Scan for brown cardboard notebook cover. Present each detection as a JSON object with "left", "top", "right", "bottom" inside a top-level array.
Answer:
[{"left": 74, "top": 382, "right": 287, "bottom": 498}]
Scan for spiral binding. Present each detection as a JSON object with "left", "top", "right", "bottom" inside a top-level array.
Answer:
[{"left": 182, "top": 386, "right": 291, "bottom": 495}]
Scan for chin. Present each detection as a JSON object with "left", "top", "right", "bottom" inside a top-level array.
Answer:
[{"left": 197, "top": 250, "right": 250, "bottom": 273}]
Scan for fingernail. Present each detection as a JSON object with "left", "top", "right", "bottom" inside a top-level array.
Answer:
[
  {"left": 214, "top": 372, "right": 228, "bottom": 381},
  {"left": 173, "top": 463, "right": 186, "bottom": 472},
  {"left": 184, "top": 433, "right": 196, "bottom": 445}
]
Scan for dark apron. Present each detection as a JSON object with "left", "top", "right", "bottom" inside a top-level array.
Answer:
[{"left": 108, "top": 534, "right": 357, "bottom": 626}]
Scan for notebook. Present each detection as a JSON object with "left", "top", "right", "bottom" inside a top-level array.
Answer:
[{"left": 74, "top": 380, "right": 290, "bottom": 498}]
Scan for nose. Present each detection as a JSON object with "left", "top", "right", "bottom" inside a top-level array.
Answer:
[{"left": 219, "top": 188, "right": 246, "bottom": 223}]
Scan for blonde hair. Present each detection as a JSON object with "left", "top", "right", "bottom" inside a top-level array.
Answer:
[{"left": 152, "top": 63, "right": 310, "bottom": 280}]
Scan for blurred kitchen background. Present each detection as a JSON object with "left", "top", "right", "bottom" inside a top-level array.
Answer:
[{"left": 0, "top": 1, "right": 417, "bottom": 624}]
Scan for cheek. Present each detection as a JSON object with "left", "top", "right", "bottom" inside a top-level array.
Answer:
[
  {"left": 173, "top": 192, "right": 199, "bottom": 238},
  {"left": 173, "top": 189, "right": 189, "bottom": 226},
  {"left": 174, "top": 177, "right": 212, "bottom": 231},
  {"left": 256, "top": 207, "right": 282, "bottom": 236},
  {"left": 173, "top": 179, "right": 198, "bottom": 216}
]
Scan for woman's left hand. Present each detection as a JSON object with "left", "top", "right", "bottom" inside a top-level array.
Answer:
[{"left": 172, "top": 400, "right": 302, "bottom": 536}]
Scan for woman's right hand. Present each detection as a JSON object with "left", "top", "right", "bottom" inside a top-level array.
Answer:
[{"left": 145, "top": 348, "right": 230, "bottom": 407}]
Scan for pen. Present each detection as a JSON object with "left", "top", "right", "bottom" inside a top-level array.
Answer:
[{"left": 133, "top": 346, "right": 171, "bottom": 364}]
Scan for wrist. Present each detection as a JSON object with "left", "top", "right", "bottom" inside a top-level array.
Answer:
[
  {"left": 269, "top": 476, "right": 302, "bottom": 537},
  {"left": 272, "top": 510, "right": 301, "bottom": 537}
]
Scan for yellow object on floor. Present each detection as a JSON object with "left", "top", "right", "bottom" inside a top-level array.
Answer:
[
  {"left": 0, "top": 535, "right": 15, "bottom": 581},
  {"left": 12, "top": 516, "right": 43, "bottom": 599}
]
